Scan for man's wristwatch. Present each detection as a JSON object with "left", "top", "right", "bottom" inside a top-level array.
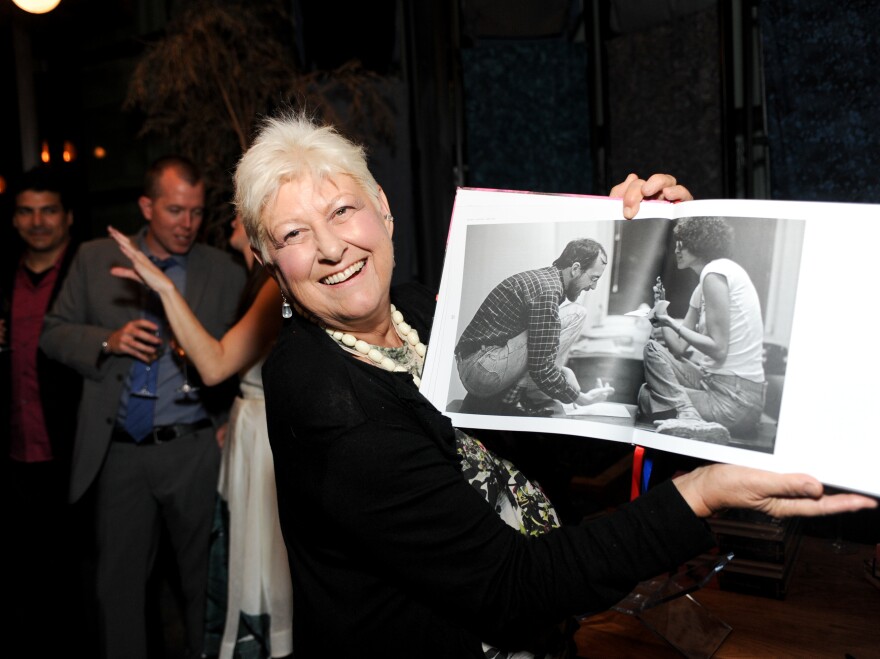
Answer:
[{"left": 101, "top": 338, "right": 112, "bottom": 355}]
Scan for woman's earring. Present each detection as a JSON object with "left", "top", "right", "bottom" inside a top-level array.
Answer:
[
  {"left": 384, "top": 213, "right": 394, "bottom": 222},
  {"left": 281, "top": 294, "right": 293, "bottom": 319}
]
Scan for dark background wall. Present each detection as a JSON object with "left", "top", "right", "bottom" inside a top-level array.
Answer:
[
  {"left": 5, "top": 0, "right": 880, "bottom": 287},
  {"left": 761, "top": 0, "right": 880, "bottom": 203}
]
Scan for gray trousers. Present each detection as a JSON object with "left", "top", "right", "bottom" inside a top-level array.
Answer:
[
  {"left": 456, "top": 303, "right": 587, "bottom": 399},
  {"left": 641, "top": 339, "right": 765, "bottom": 434},
  {"left": 94, "top": 427, "right": 220, "bottom": 659}
]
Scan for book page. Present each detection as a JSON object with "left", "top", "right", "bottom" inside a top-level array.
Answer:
[
  {"left": 652, "top": 198, "right": 880, "bottom": 497},
  {"left": 421, "top": 187, "right": 673, "bottom": 440},
  {"left": 420, "top": 189, "right": 880, "bottom": 497}
]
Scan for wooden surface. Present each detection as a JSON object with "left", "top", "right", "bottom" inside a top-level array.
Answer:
[{"left": 575, "top": 535, "right": 880, "bottom": 658}]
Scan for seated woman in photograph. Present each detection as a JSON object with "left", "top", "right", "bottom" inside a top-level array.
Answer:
[
  {"left": 232, "top": 111, "right": 875, "bottom": 659},
  {"left": 109, "top": 216, "right": 292, "bottom": 659},
  {"left": 639, "top": 216, "right": 766, "bottom": 443}
]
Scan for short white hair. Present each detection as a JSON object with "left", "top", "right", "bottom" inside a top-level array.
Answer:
[{"left": 234, "top": 111, "right": 380, "bottom": 261}]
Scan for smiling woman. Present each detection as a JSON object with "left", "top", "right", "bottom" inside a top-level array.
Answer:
[
  {"left": 259, "top": 175, "right": 395, "bottom": 341},
  {"left": 231, "top": 111, "right": 877, "bottom": 659}
]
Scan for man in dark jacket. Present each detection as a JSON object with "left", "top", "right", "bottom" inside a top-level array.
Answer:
[
  {"left": 41, "top": 155, "right": 246, "bottom": 659},
  {"left": 1, "top": 165, "right": 86, "bottom": 657}
]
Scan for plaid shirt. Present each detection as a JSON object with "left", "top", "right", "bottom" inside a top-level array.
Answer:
[{"left": 456, "top": 266, "right": 580, "bottom": 403}]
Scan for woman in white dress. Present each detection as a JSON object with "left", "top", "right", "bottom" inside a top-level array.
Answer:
[{"left": 109, "top": 218, "right": 292, "bottom": 659}]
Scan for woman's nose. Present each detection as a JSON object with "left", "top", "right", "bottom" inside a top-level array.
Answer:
[{"left": 314, "top": 225, "right": 346, "bottom": 262}]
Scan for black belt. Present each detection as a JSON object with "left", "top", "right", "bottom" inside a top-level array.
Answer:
[{"left": 112, "top": 419, "right": 212, "bottom": 445}]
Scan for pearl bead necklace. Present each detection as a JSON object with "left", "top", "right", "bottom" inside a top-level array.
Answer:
[{"left": 294, "top": 301, "right": 427, "bottom": 387}]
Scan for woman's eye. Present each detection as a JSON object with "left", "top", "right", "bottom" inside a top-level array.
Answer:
[
  {"left": 277, "top": 229, "right": 303, "bottom": 246},
  {"left": 332, "top": 206, "right": 353, "bottom": 220}
]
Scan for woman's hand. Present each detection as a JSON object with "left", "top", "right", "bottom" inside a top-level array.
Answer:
[
  {"left": 673, "top": 464, "right": 877, "bottom": 519},
  {"left": 107, "top": 226, "right": 174, "bottom": 294},
  {"left": 609, "top": 173, "right": 694, "bottom": 220},
  {"left": 649, "top": 299, "right": 672, "bottom": 327}
]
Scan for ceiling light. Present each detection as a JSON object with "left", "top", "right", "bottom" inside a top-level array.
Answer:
[{"left": 12, "top": 0, "right": 62, "bottom": 15}]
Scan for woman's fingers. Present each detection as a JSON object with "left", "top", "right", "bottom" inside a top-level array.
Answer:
[
  {"left": 608, "top": 173, "right": 639, "bottom": 199},
  {"left": 657, "top": 183, "right": 693, "bottom": 203},
  {"left": 109, "top": 266, "right": 144, "bottom": 284},
  {"left": 641, "top": 173, "right": 678, "bottom": 197},
  {"left": 610, "top": 173, "right": 694, "bottom": 219}
]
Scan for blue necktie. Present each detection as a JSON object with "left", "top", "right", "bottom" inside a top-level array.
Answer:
[{"left": 123, "top": 257, "right": 174, "bottom": 442}]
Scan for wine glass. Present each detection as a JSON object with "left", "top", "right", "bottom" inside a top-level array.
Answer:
[
  {"left": 171, "top": 338, "right": 199, "bottom": 401},
  {"left": 130, "top": 333, "right": 165, "bottom": 399},
  {"left": 130, "top": 314, "right": 166, "bottom": 399}
]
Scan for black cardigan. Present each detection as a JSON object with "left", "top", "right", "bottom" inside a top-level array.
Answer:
[{"left": 263, "top": 282, "right": 715, "bottom": 658}]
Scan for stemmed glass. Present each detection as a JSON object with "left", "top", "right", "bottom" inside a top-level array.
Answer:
[{"left": 171, "top": 338, "right": 199, "bottom": 401}]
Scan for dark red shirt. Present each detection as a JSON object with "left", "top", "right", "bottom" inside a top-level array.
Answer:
[{"left": 9, "top": 249, "right": 66, "bottom": 462}]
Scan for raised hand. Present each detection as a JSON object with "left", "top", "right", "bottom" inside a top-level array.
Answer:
[{"left": 107, "top": 226, "right": 174, "bottom": 294}]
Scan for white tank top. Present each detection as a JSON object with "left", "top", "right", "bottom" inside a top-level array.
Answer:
[{"left": 689, "top": 258, "right": 764, "bottom": 382}]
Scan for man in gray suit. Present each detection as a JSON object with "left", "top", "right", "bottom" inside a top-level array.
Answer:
[{"left": 41, "top": 156, "right": 246, "bottom": 659}]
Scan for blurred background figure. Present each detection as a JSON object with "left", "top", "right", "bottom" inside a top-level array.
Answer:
[
  {"left": 40, "top": 155, "right": 246, "bottom": 659},
  {"left": 1, "top": 164, "right": 86, "bottom": 658},
  {"left": 108, "top": 212, "right": 290, "bottom": 658}
]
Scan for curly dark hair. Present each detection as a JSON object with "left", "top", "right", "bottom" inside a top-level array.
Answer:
[{"left": 673, "top": 216, "right": 733, "bottom": 261}]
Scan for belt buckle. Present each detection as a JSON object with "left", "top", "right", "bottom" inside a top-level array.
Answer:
[{"left": 151, "top": 426, "right": 171, "bottom": 444}]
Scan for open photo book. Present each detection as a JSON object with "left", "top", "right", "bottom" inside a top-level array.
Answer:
[{"left": 419, "top": 188, "right": 880, "bottom": 498}]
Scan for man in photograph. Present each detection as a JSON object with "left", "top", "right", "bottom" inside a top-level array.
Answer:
[{"left": 455, "top": 237, "right": 614, "bottom": 416}]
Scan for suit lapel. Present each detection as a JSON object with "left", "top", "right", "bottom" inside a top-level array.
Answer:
[{"left": 184, "top": 243, "right": 207, "bottom": 314}]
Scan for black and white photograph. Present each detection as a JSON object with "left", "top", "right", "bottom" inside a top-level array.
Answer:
[
  {"left": 421, "top": 189, "right": 880, "bottom": 497},
  {"left": 442, "top": 212, "right": 803, "bottom": 456}
]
